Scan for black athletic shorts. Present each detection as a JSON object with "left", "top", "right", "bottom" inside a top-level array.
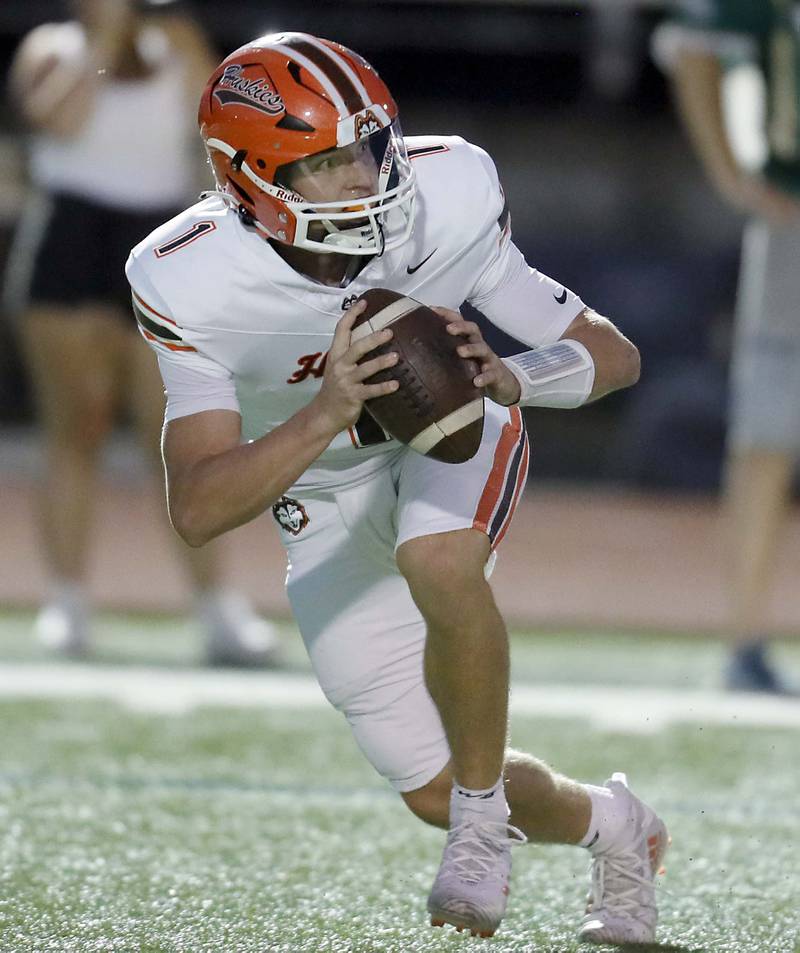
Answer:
[{"left": 25, "top": 191, "right": 180, "bottom": 318}]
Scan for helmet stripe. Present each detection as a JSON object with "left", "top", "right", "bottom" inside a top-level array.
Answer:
[
  {"left": 299, "top": 36, "right": 372, "bottom": 108},
  {"left": 281, "top": 35, "right": 369, "bottom": 116},
  {"left": 271, "top": 41, "right": 349, "bottom": 115}
]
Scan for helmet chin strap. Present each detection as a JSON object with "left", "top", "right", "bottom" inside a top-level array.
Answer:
[
  {"left": 322, "top": 233, "right": 364, "bottom": 250},
  {"left": 320, "top": 216, "right": 385, "bottom": 255}
]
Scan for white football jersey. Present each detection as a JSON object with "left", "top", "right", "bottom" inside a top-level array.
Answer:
[{"left": 125, "top": 135, "right": 584, "bottom": 486}]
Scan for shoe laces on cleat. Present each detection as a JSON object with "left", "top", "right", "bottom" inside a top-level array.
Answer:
[
  {"left": 445, "top": 819, "right": 527, "bottom": 885},
  {"left": 580, "top": 773, "right": 669, "bottom": 945},
  {"left": 585, "top": 841, "right": 658, "bottom": 920},
  {"left": 428, "top": 819, "right": 527, "bottom": 937}
]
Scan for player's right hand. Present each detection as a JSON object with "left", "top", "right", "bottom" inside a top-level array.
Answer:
[{"left": 312, "top": 302, "right": 400, "bottom": 434}]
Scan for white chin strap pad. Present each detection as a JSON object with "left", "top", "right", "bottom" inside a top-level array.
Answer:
[{"left": 502, "top": 339, "right": 595, "bottom": 408}]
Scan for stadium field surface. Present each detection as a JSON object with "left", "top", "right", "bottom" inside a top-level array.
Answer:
[{"left": 0, "top": 611, "right": 797, "bottom": 953}]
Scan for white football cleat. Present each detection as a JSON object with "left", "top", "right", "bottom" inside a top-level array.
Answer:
[
  {"left": 198, "top": 590, "right": 282, "bottom": 668},
  {"left": 34, "top": 591, "right": 90, "bottom": 658},
  {"left": 428, "top": 816, "right": 526, "bottom": 938},
  {"left": 579, "top": 772, "right": 669, "bottom": 945}
]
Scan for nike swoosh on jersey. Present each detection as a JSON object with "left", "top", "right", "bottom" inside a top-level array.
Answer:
[
  {"left": 554, "top": 288, "right": 568, "bottom": 304},
  {"left": 406, "top": 247, "right": 437, "bottom": 274}
]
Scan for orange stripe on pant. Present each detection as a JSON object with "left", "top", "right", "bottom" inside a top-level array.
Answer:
[
  {"left": 491, "top": 434, "right": 529, "bottom": 551},
  {"left": 472, "top": 406, "right": 523, "bottom": 535}
]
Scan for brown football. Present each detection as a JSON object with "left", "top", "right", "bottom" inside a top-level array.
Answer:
[{"left": 351, "top": 288, "right": 485, "bottom": 464}]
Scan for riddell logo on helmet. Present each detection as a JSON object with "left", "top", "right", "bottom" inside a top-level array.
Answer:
[
  {"left": 213, "top": 64, "right": 285, "bottom": 116},
  {"left": 273, "top": 186, "right": 304, "bottom": 203}
]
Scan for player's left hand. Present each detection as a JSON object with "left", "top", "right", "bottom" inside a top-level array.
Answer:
[{"left": 433, "top": 307, "right": 521, "bottom": 407}]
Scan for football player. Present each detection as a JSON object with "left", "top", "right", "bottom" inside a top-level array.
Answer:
[
  {"left": 655, "top": 0, "right": 800, "bottom": 693},
  {"left": 127, "top": 32, "right": 667, "bottom": 942}
]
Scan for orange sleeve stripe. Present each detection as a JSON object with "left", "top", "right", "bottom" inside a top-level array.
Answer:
[
  {"left": 491, "top": 434, "right": 529, "bottom": 552},
  {"left": 141, "top": 329, "right": 197, "bottom": 352},
  {"left": 132, "top": 290, "right": 180, "bottom": 328},
  {"left": 472, "top": 406, "right": 523, "bottom": 533}
]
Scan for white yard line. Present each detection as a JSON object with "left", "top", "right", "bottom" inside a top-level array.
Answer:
[
  {"left": 0, "top": 662, "right": 799, "bottom": 731},
  {"left": 0, "top": 664, "right": 327, "bottom": 714},
  {"left": 511, "top": 683, "right": 800, "bottom": 733}
]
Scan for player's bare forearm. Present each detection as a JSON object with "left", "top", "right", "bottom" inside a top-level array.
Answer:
[
  {"left": 443, "top": 304, "right": 638, "bottom": 406},
  {"left": 560, "top": 309, "right": 639, "bottom": 402},
  {"left": 163, "top": 404, "right": 341, "bottom": 547}
]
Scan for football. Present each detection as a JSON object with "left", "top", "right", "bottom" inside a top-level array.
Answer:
[{"left": 350, "top": 288, "right": 485, "bottom": 463}]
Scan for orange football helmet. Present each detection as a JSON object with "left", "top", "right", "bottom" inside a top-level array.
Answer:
[{"left": 198, "top": 32, "right": 416, "bottom": 255}]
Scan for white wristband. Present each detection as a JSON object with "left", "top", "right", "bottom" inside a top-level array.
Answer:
[{"left": 502, "top": 340, "right": 595, "bottom": 409}]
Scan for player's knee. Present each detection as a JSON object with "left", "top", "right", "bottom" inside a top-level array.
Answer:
[
  {"left": 397, "top": 531, "right": 490, "bottom": 611},
  {"left": 401, "top": 766, "right": 452, "bottom": 829}
]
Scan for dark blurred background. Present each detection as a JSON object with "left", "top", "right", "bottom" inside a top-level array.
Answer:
[{"left": 0, "top": 1, "right": 748, "bottom": 490}]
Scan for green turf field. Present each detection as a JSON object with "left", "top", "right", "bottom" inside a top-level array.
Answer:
[{"left": 0, "top": 610, "right": 798, "bottom": 953}]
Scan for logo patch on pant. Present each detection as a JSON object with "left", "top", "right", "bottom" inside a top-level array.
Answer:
[{"left": 271, "top": 496, "right": 310, "bottom": 535}]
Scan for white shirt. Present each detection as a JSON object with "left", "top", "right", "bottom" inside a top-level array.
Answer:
[
  {"left": 125, "top": 136, "right": 584, "bottom": 487},
  {"left": 30, "top": 22, "right": 194, "bottom": 209}
]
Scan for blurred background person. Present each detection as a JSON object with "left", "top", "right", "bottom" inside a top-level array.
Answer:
[
  {"left": 4, "top": 0, "right": 280, "bottom": 667},
  {"left": 655, "top": 1, "right": 800, "bottom": 693}
]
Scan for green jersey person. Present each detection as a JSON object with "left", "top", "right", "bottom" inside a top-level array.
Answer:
[{"left": 656, "top": 0, "right": 800, "bottom": 692}]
